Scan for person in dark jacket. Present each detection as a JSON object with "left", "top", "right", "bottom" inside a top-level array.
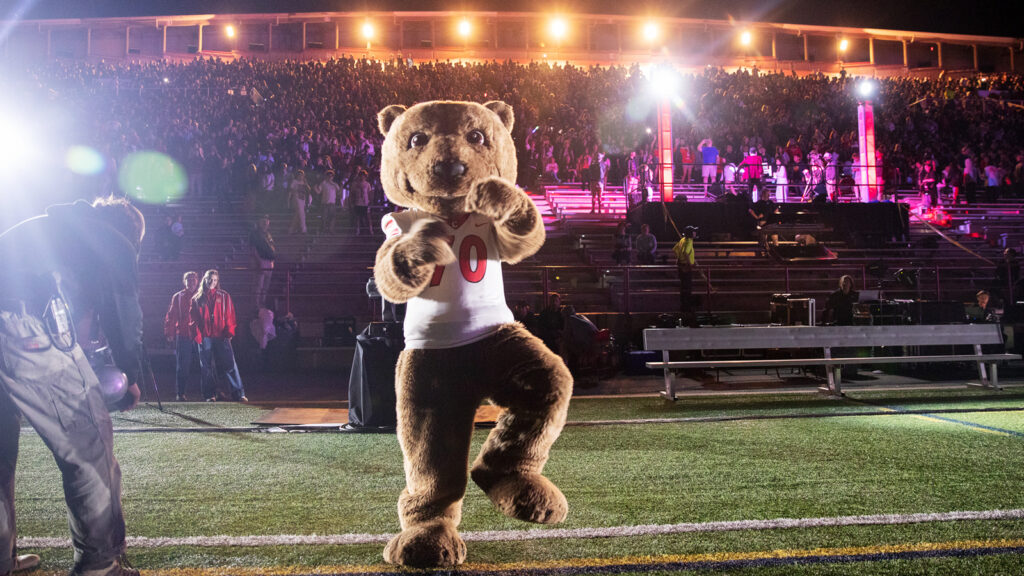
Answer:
[
  {"left": 824, "top": 275, "right": 859, "bottom": 325},
  {"left": 249, "top": 214, "right": 276, "bottom": 309},
  {"left": 0, "top": 197, "right": 144, "bottom": 576},
  {"left": 612, "top": 222, "right": 632, "bottom": 265}
]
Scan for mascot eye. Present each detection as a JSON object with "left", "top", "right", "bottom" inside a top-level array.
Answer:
[
  {"left": 409, "top": 133, "right": 430, "bottom": 148},
  {"left": 466, "top": 130, "right": 486, "bottom": 145}
]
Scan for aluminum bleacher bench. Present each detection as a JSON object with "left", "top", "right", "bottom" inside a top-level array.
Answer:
[{"left": 643, "top": 324, "right": 1020, "bottom": 400}]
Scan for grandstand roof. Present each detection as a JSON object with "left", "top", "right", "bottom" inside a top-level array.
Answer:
[{"left": 2, "top": 0, "right": 1017, "bottom": 39}]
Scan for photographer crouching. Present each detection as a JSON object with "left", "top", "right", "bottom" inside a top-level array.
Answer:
[{"left": 0, "top": 197, "right": 145, "bottom": 576}]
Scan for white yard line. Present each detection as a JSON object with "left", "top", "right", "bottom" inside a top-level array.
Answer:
[{"left": 18, "top": 508, "right": 1024, "bottom": 549}]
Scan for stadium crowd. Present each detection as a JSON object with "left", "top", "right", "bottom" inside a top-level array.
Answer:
[{"left": 6, "top": 56, "right": 1024, "bottom": 209}]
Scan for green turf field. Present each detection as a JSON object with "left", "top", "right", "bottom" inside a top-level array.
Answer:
[{"left": 12, "top": 389, "right": 1024, "bottom": 575}]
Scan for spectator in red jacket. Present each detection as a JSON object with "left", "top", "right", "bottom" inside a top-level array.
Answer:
[
  {"left": 164, "top": 270, "right": 200, "bottom": 401},
  {"left": 190, "top": 269, "right": 247, "bottom": 402}
]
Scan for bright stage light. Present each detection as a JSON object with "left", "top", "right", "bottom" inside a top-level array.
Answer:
[
  {"left": 458, "top": 19, "right": 471, "bottom": 38},
  {"left": 0, "top": 111, "right": 37, "bottom": 170},
  {"left": 839, "top": 38, "right": 849, "bottom": 52},
  {"left": 225, "top": 25, "right": 236, "bottom": 38},
  {"left": 550, "top": 17, "right": 567, "bottom": 40},
  {"left": 648, "top": 64, "right": 680, "bottom": 98},
  {"left": 162, "top": 77, "right": 169, "bottom": 83},
  {"left": 643, "top": 21, "right": 660, "bottom": 42},
  {"left": 857, "top": 79, "right": 877, "bottom": 100},
  {"left": 362, "top": 21, "right": 375, "bottom": 40},
  {"left": 740, "top": 30, "right": 752, "bottom": 46}
]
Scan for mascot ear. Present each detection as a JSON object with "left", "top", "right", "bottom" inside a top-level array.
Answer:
[
  {"left": 484, "top": 101, "right": 514, "bottom": 132},
  {"left": 378, "top": 105, "right": 407, "bottom": 136}
]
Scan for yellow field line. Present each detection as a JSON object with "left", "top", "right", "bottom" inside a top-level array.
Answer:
[
  {"left": 867, "top": 404, "right": 1014, "bottom": 436},
  {"left": 27, "top": 538, "right": 1024, "bottom": 576}
]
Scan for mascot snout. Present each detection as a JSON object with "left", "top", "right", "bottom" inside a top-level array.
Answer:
[{"left": 432, "top": 159, "right": 467, "bottom": 181}]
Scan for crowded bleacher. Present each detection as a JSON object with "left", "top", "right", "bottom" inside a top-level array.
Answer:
[{"left": 3, "top": 56, "right": 1024, "bottom": 371}]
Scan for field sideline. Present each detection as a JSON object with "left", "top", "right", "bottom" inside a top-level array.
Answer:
[{"left": 12, "top": 388, "right": 1024, "bottom": 575}]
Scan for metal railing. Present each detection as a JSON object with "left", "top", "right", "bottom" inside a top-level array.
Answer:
[{"left": 272, "top": 260, "right": 1003, "bottom": 320}]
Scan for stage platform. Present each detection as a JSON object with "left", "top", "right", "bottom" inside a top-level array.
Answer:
[{"left": 253, "top": 404, "right": 505, "bottom": 427}]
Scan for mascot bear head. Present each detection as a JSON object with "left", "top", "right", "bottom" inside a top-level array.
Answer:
[{"left": 377, "top": 100, "right": 516, "bottom": 220}]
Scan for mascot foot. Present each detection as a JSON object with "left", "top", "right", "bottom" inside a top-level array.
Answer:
[
  {"left": 383, "top": 520, "right": 466, "bottom": 567},
  {"left": 472, "top": 470, "right": 568, "bottom": 524}
]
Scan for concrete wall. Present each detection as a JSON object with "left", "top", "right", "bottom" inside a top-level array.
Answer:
[
  {"left": 51, "top": 28, "right": 89, "bottom": 59},
  {"left": 165, "top": 25, "right": 199, "bottom": 54},
  {"left": 90, "top": 27, "right": 126, "bottom": 58},
  {"left": 3, "top": 27, "right": 47, "bottom": 61}
]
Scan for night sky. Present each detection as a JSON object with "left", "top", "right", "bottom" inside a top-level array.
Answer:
[{"left": 0, "top": 0, "right": 1017, "bottom": 38}]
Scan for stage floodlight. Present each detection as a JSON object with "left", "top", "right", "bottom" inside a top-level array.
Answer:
[
  {"left": 162, "top": 77, "right": 169, "bottom": 83},
  {"left": 458, "top": 19, "right": 471, "bottom": 39},
  {"left": 0, "top": 111, "right": 35, "bottom": 169},
  {"left": 857, "top": 79, "right": 877, "bottom": 100},
  {"left": 839, "top": 38, "right": 849, "bottom": 52},
  {"left": 362, "top": 21, "right": 375, "bottom": 40},
  {"left": 643, "top": 21, "right": 660, "bottom": 43},
  {"left": 550, "top": 17, "right": 567, "bottom": 41},
  {"left": 649, "top": 64, "right": 680, "bottom": 99},
  {"left": 740, "top": 30, "right": 752, "bottom": 46},
  {"left": 225, "top": 25, "right": 236, "bottom": 38}
]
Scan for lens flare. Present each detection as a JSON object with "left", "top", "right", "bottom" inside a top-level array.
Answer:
[
  {"left": 117, "top": 151, "right": 187, "bottom": 204},
  {"left": 65, "top": 146, "right": 106, "bottom": 175}
]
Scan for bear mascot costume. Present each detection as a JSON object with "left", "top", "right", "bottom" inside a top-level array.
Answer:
[{"left": 373, "top": 100, "right": 574, "bottom": 567}]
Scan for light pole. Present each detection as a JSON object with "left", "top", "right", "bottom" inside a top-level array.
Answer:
[
  {"left": 649, "top": 64, "right": 679, "bottom": 202},
  {"left": 550, "top": 17, "right": 566, "bottom": 63},
  {"left": 362, "top": 21, "right": 374, "bottom": 54},
  {"left": 856, "top": 80, "right": 878, "bottom": 202},
  {"left": 458, "top": 18, "right": 471, "bottom": 61},
  {"left": 225, "top": 24, "right": 236, "bottom": 52}
]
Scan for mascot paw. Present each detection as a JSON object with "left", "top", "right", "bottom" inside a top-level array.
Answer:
[
  {"left": 403, "top": 218, "right": 456, "bottom": 265},
  {"left": 473, "top": 471, "right": 568, "bottom": 524},
  {"left": 465, "top": 177, "right": 521, "bottom": 221},
  {"left": 383, "top": 521, "right": 467, "bottom": 568}
]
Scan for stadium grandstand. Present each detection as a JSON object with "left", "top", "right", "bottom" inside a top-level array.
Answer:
[
  {"left": 4, "top": 4, "right": 1024, "bottom": 576},
  {"left": 1, "top": 3, "right": 1023, "bottom": 379}
]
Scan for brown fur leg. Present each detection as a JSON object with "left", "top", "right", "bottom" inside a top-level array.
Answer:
[
  {"left": 470, "top": 325, "right": 573, "bottom": 524},
  {"left": 384, "top": 520, "right": 466, "bottom": 568},
  {"left": 384, "top": 349, "right": 478, "bottom": 567}
]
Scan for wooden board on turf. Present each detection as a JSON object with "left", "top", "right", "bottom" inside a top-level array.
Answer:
[{"left": 254, "top": 404, "right": 504, "bottom": 426}]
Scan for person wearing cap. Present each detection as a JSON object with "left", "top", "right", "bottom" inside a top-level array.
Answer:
[
  {"left": 317, "top": 170, "right": 341, "bottom": 234},
  {"left": 0, "top": 197, "right": 145, "bottom": 576},
  {"left": 672, "top": 226, "right": 699, "bottom": 327}
]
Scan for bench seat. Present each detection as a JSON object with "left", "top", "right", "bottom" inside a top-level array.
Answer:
[{"left": 643, "top": 324, "right": 1021, "bottom": 400}]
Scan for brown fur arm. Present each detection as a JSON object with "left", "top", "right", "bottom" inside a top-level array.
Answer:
[
  {"left": 465, "top": 177, "right": 545, "bottom": 264},
  {"left": 374, "top": 219, "right": 456, "bottom": 303}
]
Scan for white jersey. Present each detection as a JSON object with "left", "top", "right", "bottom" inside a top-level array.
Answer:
[{"left": 381, "top": 210, "right": 514, "bottom": 349}]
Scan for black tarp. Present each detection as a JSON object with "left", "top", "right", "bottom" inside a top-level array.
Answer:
[{"left": 347, "top": 323, "right": 402, "bottom": 429}]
